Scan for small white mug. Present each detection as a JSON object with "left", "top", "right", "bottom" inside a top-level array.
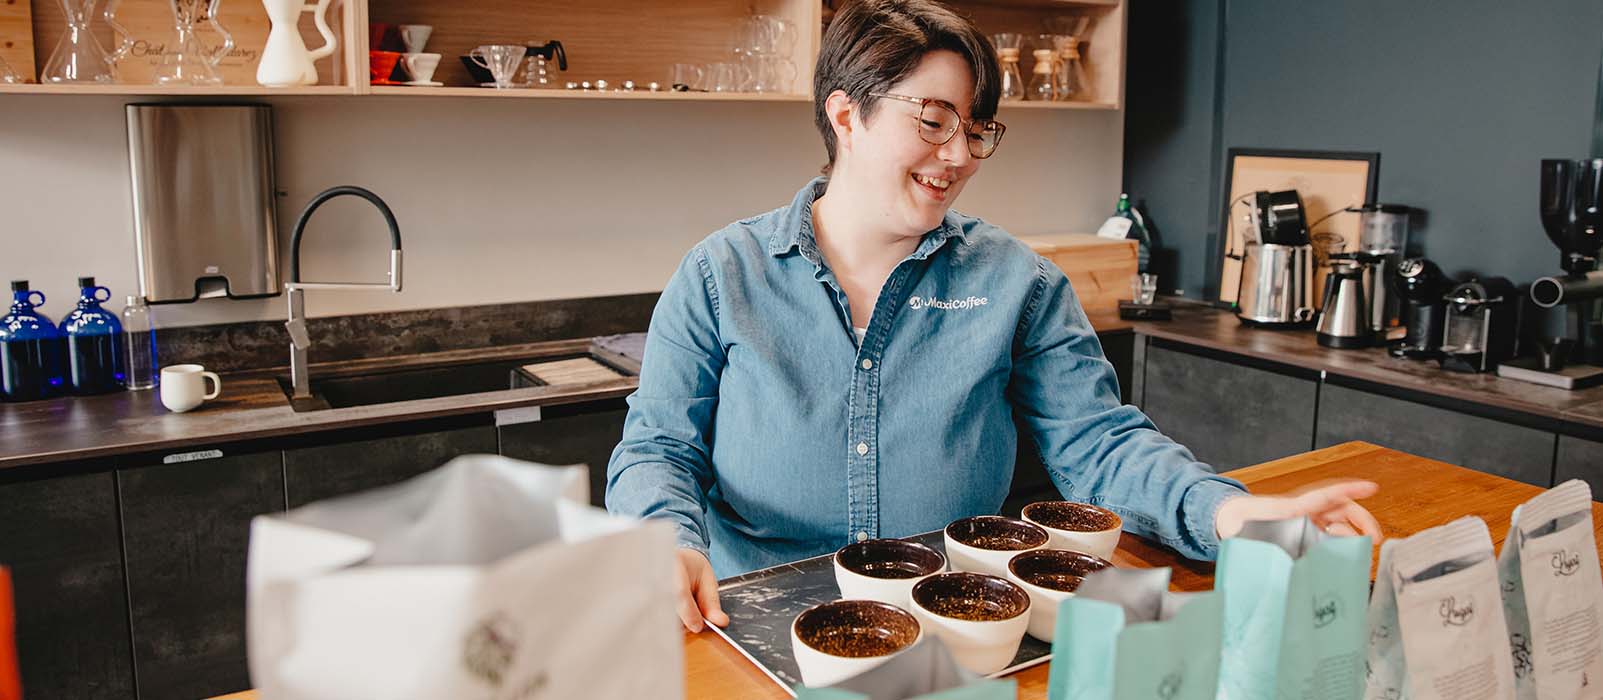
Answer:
[{"left": 160, "top": 364, "right": 221, "bottom": 413}]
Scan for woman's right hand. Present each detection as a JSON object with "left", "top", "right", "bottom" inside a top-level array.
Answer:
[{"left": 675, "top": 548, "right": 729, "bottom": 633}]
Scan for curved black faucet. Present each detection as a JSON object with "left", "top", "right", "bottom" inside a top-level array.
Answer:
[{"left": 284, "top": 186, "right": 405, "bottom": 401}]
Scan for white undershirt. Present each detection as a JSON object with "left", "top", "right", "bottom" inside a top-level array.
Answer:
[{"left": 853, "top": 327, "right": 867, "bottom": 345}]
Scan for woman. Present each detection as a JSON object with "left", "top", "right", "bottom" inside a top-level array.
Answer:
[{"left": 608, "top": 0, "right": 1381, "bottom": 633}]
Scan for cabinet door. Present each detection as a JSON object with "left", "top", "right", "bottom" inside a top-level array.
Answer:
[
  {"left": 1140, "top": 342, "right": 1319, "bottom": 470},
  {"left": 1555, "top": 435, "right": 1603, "bottom": 495},
  {"left": 498, "top": 405, "right": 627, "bottom": 508},
  {"left": 284, "top": 423, "right": 498, "bottom": 508},
  {"left": 0, "top": 471, "right": 133, "bottom": 699},
  {"left": 1315, "top": 383, "right": 1557, "bottom": 487},
  {"left": 118, "top": 450, "right": 285, "bottom": 700}
]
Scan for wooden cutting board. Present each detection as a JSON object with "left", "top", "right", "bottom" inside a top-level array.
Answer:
[
  {"left": 518, "top": 357, "right": 624, "bottom": 387},
  {"left": 1017, "top": 233, "right": 1139, "bottom": 316}
]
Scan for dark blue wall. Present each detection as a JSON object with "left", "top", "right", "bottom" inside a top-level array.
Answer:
[{"left": 1125, "top": 0, "right": 1603, "bottom": 300}]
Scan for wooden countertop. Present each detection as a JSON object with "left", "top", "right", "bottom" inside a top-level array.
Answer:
[
  {"left": 1131, "top": 302, "right": 1603, "bottom": 435},
  {"left": 212, "top": 442, "right": 1600, "bottom": 700}
]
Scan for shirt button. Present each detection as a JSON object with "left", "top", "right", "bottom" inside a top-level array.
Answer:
[
  {"left": 856, "top": 531, "right": 869, "bottom": 543},
  {"left": 855, "top": 442, "right": 869, "bottom": 456},
  {"left": 860, "top": 358, "right": 873, "bottom": 370}
]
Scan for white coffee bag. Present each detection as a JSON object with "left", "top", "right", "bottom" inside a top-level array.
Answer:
[
  {"left": 1497, "top": 479, "right": 1603, "bottom": 700},
  {"left": 1366, "top": 517, "right": 1515, "bottom": 700},
  {"left": 1363, "top": 539, "right": 1407, "bottom": 700}
]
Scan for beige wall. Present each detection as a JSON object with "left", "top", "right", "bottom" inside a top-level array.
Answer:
[{"left": 0, "top": 94, "right": 1122, "bottom": 328}]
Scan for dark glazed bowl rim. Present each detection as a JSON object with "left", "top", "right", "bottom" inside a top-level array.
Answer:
[
  {"left": 834, "top": 538, "right": 947, "bottom": 578},
  {"left": 910, "top": 571, "right": 1031, "bottom": 621},
  {"left": 1006, "top": 549, "right": 1113, "bottom": 592},
  {"left": 1021, "top": 501, "right": 1123, "bottom": 532},
  {"left": 944, "top": 515, "right": 1049, "bottom": 550},
  {"left": 791, "top": 599, "right": 922, "bottom": 658}
]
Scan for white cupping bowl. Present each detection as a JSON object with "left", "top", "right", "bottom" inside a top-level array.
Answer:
[
  {"left": 909, "top": 572, "right": 1031, "bottom": 675},
  {"left": 1021, "top": 501, "right": 1123, "bottom": 560},
  {"left": 791, "top": 599, "right": 923, "bottom": 688},
  {"left": 1005, "top": 548, "right": 1113, "bottom": 641},
  {"left": 833, "top": 538, "right": 947, "bottom": 610},
  {"left": 943, "top": 515, "right": 1048, "bottom": 578}
]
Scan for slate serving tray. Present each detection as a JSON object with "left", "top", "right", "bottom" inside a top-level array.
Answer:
[{"left": 710, "top": 530, "right": 1053, "bottom": 695}]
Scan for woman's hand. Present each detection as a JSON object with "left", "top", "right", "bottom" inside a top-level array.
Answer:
[
  {"left": 1215, "top": 480, "right": 1383, "bottom": 541},
  {"left": 675, "top": 548, "right": 729, "bottom": 633}
]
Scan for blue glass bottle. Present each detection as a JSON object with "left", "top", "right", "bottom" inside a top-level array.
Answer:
[
  {"left": 0, "top": 280, "right": 67, "bottom": 402},
  {"left": 60, "top": 276, "right": 126, "bottom": 395}
]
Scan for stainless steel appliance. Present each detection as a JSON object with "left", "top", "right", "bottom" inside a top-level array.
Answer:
[
  {"left": 126, "top": 104, "right": 278, "bottom": 303},
  {"left": 1316, "top": 254, "right": 1374, "bottom": 348},
  {"left": 1355, "top": 204, "right": 1412, "bottom": 336},
  {"left": 1235, "top": 190, "right": 1315, "bottom": 326},
  {"left": 1439, "top": 277, "right": 1518, "bottom": 373}
]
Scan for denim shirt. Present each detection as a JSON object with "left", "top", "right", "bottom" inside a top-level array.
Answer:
[{"left": 606, "top": 178, "right": 1246, "bottom": 576}]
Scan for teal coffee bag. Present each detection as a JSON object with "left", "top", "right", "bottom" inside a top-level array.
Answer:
[
  {"left": 1216, "top": 517, "right": 1372, "bottom": 700},
  {"left": 1048, "top": 567, "right": 1223, "bottom": 700},
  {"left": 1497, "top": 479, "right": 1603, "bottom": 700}
]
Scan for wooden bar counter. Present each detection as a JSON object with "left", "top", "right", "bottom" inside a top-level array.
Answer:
[{"left": 216, "top": 441, "right": 1602, "bottom": 700}]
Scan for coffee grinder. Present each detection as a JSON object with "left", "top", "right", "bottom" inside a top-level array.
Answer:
[
  {"left": 1497, "top": 158, "right": 1603, "bottom": 388},
  {"left": 1387, "top": 258, "right": 1448, "bottom": 359},
  {"left": 1234, "top": 190, "right": 1316, "bottom": 327}
]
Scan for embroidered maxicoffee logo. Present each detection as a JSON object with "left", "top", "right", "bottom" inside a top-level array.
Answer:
[
  {"left": 1511, "top": 632, "right": 1533, "bottom": 678},
  {"left": 1553, "top": 548, "right": 1582, "bottom": 577},
  {"left": 1157, "top": 669, "right": 1183, "bottom": 700},
  {"left": 1439, "top": 595, "right": 1474, "bottom": 627},
  {"left": 907, "top": 295, "right": 988, "bottom": 311}
]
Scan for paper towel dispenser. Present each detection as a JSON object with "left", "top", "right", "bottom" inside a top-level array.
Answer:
[{"left": 126, "top": 104, "right": 279, "bottom": 303}]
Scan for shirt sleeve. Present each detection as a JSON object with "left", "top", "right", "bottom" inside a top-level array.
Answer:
[
  {"left": 605, "top": 245, "right": 726, "bottom": 556},
  {"left": 1006, "top": 256, "right": 1247, "bottom": 560}
]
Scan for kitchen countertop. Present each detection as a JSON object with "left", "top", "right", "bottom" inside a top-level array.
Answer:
[
  {"left": 0, "top": 314, "right": 1133, "bottom": 472},
  {"left": 1130, "top": 302, "right": 1603, "bottom": 435},
  {"left": 213, "top": 441, "right": 1603, "bottom": 700}
]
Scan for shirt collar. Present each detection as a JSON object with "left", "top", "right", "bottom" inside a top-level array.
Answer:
[{"left": 766, "top": 176, "right": 969, "bottom": 260}]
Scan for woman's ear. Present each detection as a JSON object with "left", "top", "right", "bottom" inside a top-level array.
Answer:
[{"left": 823, "top": 89, "right": 855, "bottom": 156}]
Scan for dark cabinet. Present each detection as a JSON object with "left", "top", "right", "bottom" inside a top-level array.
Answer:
[
  {"left": 498, "top": 405, "right": 628, "bottom": 508},
  {"left": 118, "top": 450, "right": 285, "bottom": 700},
  {"left": 1140, "top": 342, "right": 1319, "bottom": 470},
  {"left": 1314, "top": 383, "right": 1557, "bottom": 487},
  {"left": 0, "top": 470, "right": 133, "bottom": 699},
  {"left": 284, "top": 423, "right": 498, "bottom": 508},
  {"left": 1555, "top": 435, "right": 1603, "bottom": 495}
]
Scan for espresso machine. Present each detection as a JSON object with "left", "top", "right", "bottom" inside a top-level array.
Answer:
[
  {"left": 1439, "top": 277, "right": 1519, "bottom": 373},
  {"left": 1499, "top": 158, "right": 1603, "bottom": 388},
  {"left": 1234, "top": 190, "right": 1315, "bottom": 327},
  {"left": 1387, "top": 258, "right": 1449, "bottom": 359}
]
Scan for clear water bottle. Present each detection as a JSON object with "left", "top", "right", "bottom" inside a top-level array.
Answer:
[
  {"left": 122, "top": 295, "right": 158, "bottom": 390},
  {"left": 1113, "top": 194, "right": 1152, "bottom": 273}
]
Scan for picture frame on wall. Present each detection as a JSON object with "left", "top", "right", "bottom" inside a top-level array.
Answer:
[{"left": 1214, "top": 148, "right": 1380, "bottom": 307}]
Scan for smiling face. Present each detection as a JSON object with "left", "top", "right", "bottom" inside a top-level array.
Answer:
[{"left": 832, "top": 50, "right": 984, "bottom": 238}]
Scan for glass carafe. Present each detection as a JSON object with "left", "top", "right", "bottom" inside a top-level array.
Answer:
[
  {"left": 991, "top": 33, "right": 1024, "bottom": 101},
  {"left": 1027, "top": 48, "right": 1055, "bottom": 101},
  {"left": 154, "top": 0, "right": 234, "bottom": 86},
  {"left": 41, "top": 0, "right": 131, "bottom": 83}
]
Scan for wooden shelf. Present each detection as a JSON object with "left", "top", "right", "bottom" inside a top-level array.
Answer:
[
  {"left": 998, "top": 99, "right": 1119, "bottom": 110},
  {"left": 367, "top": 85, "right": 810, "bottom": 102},
  {"left": 0, "top": 83, "right": 356, "bottom": 96}
]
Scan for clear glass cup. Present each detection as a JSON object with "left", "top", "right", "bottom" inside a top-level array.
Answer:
[
  {"left": 469, "top": 44, "right": 525, "bottom": 88},
  {"left": 0, "top": 54, "right": 21, "bottom": 83},
  {"left": 1131, "top": 273, "right": 1158, "bottom": 305},
  {"left": 708, "top": 62, "right": 747, "bottom": 93},
  {"left": 669, "top": 63, "right": 705, "bottom": 91}
]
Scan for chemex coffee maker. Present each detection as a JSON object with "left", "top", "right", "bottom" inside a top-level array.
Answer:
[
  {"left": 1234, "top": 190, "right": 1315, "bottom": 327},
  {"left": 1498, "top": 158, "right": 1603, "bottom": 388}
]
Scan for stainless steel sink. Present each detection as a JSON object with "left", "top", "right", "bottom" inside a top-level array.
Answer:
[{"left": 276, "top": 356, "right": 553, "bottom": 412}]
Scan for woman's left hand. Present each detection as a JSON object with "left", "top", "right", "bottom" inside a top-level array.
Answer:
[{"left": 1214, "top": 480, "right": 1383, "bottom": 541}]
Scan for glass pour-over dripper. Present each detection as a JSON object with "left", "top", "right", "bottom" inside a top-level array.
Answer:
[
  {"left": 991, "top": 33, "right": 1024, "bottom": 101},
  {"left": 154, "top": 0, "right": 235, "bottom": 86},
  {"left": 41, "top": 0, "right": 131, "bottom": 83}
]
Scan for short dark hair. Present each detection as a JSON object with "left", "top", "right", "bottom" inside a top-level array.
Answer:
[{"left": 813, "top": 0, "right": 1002, "bottom": 173}]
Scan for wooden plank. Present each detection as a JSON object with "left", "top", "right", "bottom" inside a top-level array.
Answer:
[
  {"left": 1018, "top": 233, "right": 1138, "bottom": 316},
  {"left": 0, "top": 0, "right": 33, "bottom": 82}
]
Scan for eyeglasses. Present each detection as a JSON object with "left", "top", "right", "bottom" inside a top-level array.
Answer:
[{"left": 868, "top": 92, "right": 1006, "bottom": 159}]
